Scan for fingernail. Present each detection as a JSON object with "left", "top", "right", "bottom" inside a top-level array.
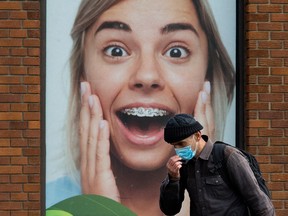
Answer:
[
  {"left": 88, "top": 95, "right": 94, "bottom": 108},
  {"left": 99, "top": 120, "right": 105, "bottom": 129},
  {"left": 204, "top": 81, "right": 211, "bottom": 94},
  {"left": 80, "top": 82, "right": 86, "bottom": 97},
  {"left": 201, "top": 91, "right": 207, "bottom": 104}
]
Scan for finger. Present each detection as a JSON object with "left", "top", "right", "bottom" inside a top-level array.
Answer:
[
  {"left": 168, "top": 155, "right": 181, "bottom": 166},
  {"left": 174, "top": 161, "right": 182, "bottom": 170},
  {"left": 194, "top": 89, "right": 209, "bottom": 136},
  {"left": 171, "top": 155, "right": 181, "bottom": 162},
  {"left": 167, "top": 157, "right": 182, "bottom": 171},
  {"left": 96, "top": 119, "right": 111, "bottom": 172},
  {"left": 203, "top": 81, "right": 215, "bottom": 140},
  {"left": 87, "top": 95, "right": 103, "bottom": 182},
  {"left": 194, "top": 91, "right": 208, "bottom": 134},
  {"left": 173, "top": 163, "right": 182, "bottom": 174},
  {"left": 168, "top": 162, "right": 181, "bottom": 177},
  {"left": 79, "top": 82, "right": 92, "bottom": 179}
]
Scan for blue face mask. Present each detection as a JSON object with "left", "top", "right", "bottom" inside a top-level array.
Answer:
[{"left": 175, "top": 146, "right": 195, "bottom": 161}]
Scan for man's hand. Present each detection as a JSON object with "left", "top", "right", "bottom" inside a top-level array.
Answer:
[{"left": 166, "top": 155, "right": 183, "bottom": 180}]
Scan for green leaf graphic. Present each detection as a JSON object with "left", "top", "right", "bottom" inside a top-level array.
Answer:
[
  {"left": 46, "top": 195, "right": 137, "bottom": 216},
  {"left": 46, "top": 210, "right": 73, "bottom": 216}
]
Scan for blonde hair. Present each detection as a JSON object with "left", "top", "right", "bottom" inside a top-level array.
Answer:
[
  {"left": 66, "top": 0, "right": 118, "bottom": 181},
  {"left": 66, "top": 0, "right": 235, "bottom": 179},
  {"left": 193, "top": 0, "right": 235, "bottom": 139}
]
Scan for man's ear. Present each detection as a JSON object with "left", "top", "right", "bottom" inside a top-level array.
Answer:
[{"left": 194, "top": 132, "right": 201, "bottom": 141}]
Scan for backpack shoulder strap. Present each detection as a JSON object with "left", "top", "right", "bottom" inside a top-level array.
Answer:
[
  {"left": 213, "top": 141, "right": 227, "bottom": 166},
  {"left": 212, "top": 141, "right": 236, "bottom": 190}
]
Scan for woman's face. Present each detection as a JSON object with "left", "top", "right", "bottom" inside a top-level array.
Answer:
[{"left": 83, "top": 0, "right": 208, "bottom": 170}]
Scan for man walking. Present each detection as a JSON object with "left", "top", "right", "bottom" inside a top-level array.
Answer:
[{"left": 159, "top": 113, "right": 275, "bottom": 216}]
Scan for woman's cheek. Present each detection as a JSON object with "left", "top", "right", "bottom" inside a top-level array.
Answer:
[{"left": 170, "top": 82, "right": 202, "bottom": 113}]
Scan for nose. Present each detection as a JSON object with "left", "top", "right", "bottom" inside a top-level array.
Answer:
[{"left": 129, "top": 53, "right": 165, "bottom": 93}]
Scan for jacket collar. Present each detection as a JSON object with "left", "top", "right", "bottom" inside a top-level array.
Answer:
[{"left": 198, "top": 135, "right": 213, "bottom": 161}]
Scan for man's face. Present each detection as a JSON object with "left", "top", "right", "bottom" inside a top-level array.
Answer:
[
  {"left": 83, "top": 0, "right": 208, "bottom": 170},
  {"left": 173, "top": 135, "right": 196, "bottom": 149}
]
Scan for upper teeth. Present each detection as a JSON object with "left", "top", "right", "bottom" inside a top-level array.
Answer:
[{"left": 123, "top": 107, "right": 168, "bottom": 117}]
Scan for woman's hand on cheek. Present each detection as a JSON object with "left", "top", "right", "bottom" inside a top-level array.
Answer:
[
  {"left": 194, "top": 81, "right": 215, "bottom": 140},
  {"left": 79, "top": 82, "right": 120, "bottom": 202}
]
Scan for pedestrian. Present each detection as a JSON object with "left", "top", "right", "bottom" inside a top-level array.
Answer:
[{"left": 160, "top": 113, "right": 275, "bottom": 216}]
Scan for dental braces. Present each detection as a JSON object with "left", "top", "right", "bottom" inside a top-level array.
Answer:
[{"left": 123, "top": 107, "right": 168, "bottom": 117}]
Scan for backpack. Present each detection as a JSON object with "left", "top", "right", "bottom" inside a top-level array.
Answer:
[{"left": 212, "top": 141, "right": 271, "bottom": 199}]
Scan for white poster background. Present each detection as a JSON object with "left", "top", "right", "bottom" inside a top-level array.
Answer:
[{"left": 46, "top": 0, "right": 236, "bottom": 182}]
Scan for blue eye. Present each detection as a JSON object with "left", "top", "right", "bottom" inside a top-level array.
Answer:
[
  {"left": 164, "top": 47, "right": 189, "bottom": 58},
  {"left": 104, "top": 46, "right": 128, "bottom": 57}
]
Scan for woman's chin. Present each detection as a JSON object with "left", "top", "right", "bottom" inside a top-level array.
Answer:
[
  {"left": 126, "top": 161, "right": 164, "bottom": 171},
  {"left": 112, "top": 152, "right": 167, "bottom": 172}
]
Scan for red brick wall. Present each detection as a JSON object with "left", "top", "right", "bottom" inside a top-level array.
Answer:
[
  {"left": 246, "top": 0, "right": 288, "bottom": 215},
  {"left": 0, "top": 0, "right": 287, "bottom": 215},
  {"left": 0, "top": 1, "right": 40, "bottom": 215}
]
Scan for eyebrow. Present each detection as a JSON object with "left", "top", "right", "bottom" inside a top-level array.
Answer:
[
  {"left": 95, "top": 21, "right": 199, "bottom": 38},
  {"left": 161, "top": 23, "right": 199, "bottom": 37},
  {"left": 95, "top": 21, "right": 131, "bottom": 35}
]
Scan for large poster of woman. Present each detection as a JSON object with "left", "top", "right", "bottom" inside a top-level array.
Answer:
[{"left": 44, "top": 0, "right": 240, "bottom": 215}]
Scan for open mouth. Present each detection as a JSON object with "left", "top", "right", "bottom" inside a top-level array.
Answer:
[{"left": 116, "top": 107, "right": 173, "bottom": 135}]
